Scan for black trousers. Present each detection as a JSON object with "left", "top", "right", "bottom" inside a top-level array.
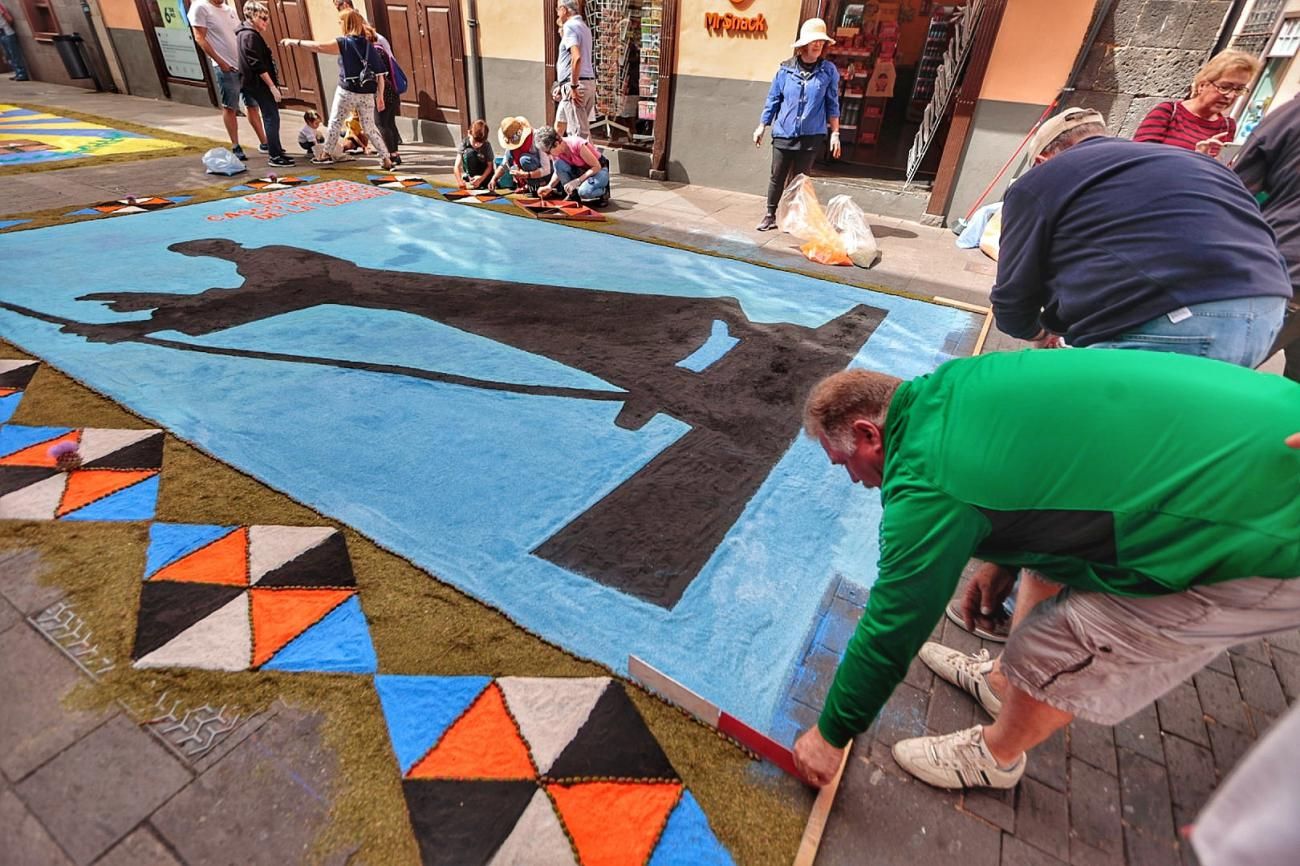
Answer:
[
  {"left": 765, "top": 144, "right": 819, "bottom": 214},
  {"left": 375, "top": 79, "right": 402, "bottom": 155}
]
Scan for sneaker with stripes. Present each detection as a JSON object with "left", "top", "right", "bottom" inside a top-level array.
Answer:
[
  {"left": 918, "top": 642, "right": 1003, "bottom": 718},
  {"left": 892, "top": 725, "right": 1025, "bottom": 790}
]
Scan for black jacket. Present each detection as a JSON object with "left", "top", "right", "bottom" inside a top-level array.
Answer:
[{"left": 237, "top": 24, "right": 280, "bottom": 98}]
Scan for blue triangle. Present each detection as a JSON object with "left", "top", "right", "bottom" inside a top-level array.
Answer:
[
  {"left": 0, "top": 392, "right": 22, "bottom": 424},
  {"left": 374, "top": 675, "right": 491, "bottom": 775},
  {"left": 262, "top": 596, "right": 377, "bottom": 674},
  {"left": 67, "top": 208, "right": 101, "bottom": 216},
  {"left": 144, "top": 523, "right": 237, "bottom": 578},
  {"left": 0, "top": 424, "right": 74, "bottom": 458},
  {"left": 648, "top": 791, "right": 736, "bottom": 866},
  {"left": 62, "top": 474, "right": 159, "bottom": 522}
]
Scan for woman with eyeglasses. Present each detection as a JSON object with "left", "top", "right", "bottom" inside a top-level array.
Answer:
[
  {"left": 1134, "top": 50, "right": 1260, "bottom": 159},
  {"left": 236, "top": 1, "right": 293, "bottom": 166}
]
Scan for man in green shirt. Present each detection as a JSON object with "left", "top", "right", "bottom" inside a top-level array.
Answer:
[{"left": 792, "top": 349, "right": 1300, "bottom": 789}]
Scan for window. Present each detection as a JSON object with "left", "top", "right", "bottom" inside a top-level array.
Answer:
[
  {"left": 585, "top": 0, "right": 662, "bottom": 150},
  {"left": 19, "top": 0, "right": 61, "bottom": 40},
  {"left": 1269, "top": 16, "right": 1300, "bottom": 58}
]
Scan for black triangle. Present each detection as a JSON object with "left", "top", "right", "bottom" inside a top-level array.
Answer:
[
  {"left": 545, "top": 682, "right": 680, "bottom": 782},
  {"left": 0, "top": 465, "right": 60, "bottom": 497},
  {"left": 82, "top": 432, "right": 164, "bottom": 470},
  {"left": 255, "top": 531, "right": 355, "bottom": 588},
  {"left": 401, "top": 780, "right": 536, "bottom": 866},
  {"left": 132, "top": 581, "right": 246, "bottom": 659},
  {"left": 0, "top": 362, "right": 37, "bottom": 390}
]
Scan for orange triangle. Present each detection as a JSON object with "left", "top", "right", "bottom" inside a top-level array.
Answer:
[
  {"left": 150, "top": 528, "right": 249, "bottom": 586},
  {"left": 56, "top": 468, "right": 155, "bottom": 516},
  {"left": 250, "top": 587, "right": 353, "bottom": 666},
  {"left": 1, "top": 430, "right": 81, "bottom": 467},
  {"left": 548, "top": 781, "right": 682, "bottom": 866},
  {"left": 0, "top": 387, "right": 17, "bottom": 397},
  {"left": 407, "top": 683, "right": 536, "bottom": 780}
]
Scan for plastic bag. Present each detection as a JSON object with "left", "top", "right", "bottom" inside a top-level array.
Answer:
[
  {"left": 825, "top": 194, "right": 880, "bottom": 269},
  {"left": 202, "top": 147, "right": 246, "bottom": 176},
  {"left": 775, "top": 174, "right": 851, "bottom": 266},
  {"left": 979, "top": 207, "right": 1002, "bottom": 261}
]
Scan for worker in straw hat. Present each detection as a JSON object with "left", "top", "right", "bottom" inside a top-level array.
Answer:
[
  {"left": 487, "top": 115, "right": 553, "bottom": 196},
  {"left": 752, "top": 18, "right": 842, "bottom": 232}
]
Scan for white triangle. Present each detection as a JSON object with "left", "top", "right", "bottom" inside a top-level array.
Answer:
[
  {"left": 248, "top": 525, "right": 339, "bottom": 583},
  {"left": 0, "top": 360, "right": 37, "bottom": 375},
  {"left": 77, "top": 428, "right": 160, "bottom": 465},
  {"left": 134, "top": 593, "right": 252, "bottom": 670},
  {"left": 497, "top": 677, "right": 611, "bottom": 774},
  {"left": 487, "top": 788, "right": 577, "bottom": 866},
  {"left": 114, "top": 206, "right": 148, "bottom": 214},
  {"left": 0, "top": 473, "right": 66, "bottom": 519}
]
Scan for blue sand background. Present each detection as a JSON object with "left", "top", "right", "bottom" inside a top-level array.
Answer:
[{"left": 0, "top": 183, "right": 979, "bottom": 731}]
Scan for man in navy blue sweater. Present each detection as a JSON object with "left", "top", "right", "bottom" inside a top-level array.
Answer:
[{"left": 992, "top": 107, "right": 1291, "bottom": 364}]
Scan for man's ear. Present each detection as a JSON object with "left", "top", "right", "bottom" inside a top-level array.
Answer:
[{"left": 850, "top": 418, "right": 881, "bottom": 448}]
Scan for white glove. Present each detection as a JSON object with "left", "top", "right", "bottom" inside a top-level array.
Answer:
[
  {"left": 829, "top": 130, "right": 841, "bottom": 158},
  {"left": 753, "top": 124, "right": 767, "bottom": 147}
]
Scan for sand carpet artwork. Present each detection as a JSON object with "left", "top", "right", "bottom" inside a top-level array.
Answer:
[
  {"left": 0, "top": 424, "right": 162, "bottom": 520},
  {"left": 66, "top": 195, "right": 194, "bottom": 217},
  {"left": 0, "top": 179, "right": 982, "bottom": 733},
  {"left": 0, "top": 358, "right": 38, "bottom": 422},
  {"left": 514, "top": 197, "right": 607, "bottom": 221},
  {"left": 131, "top": 523, "right": 377, "bottom": 673},
  {"left": 229, "top": 175, "right": 318, "bottom": 192},
  {"left": 375, "top": 675, "right": 734, "bottom": 866},
  {"left": 369, "top": 173, "right": 433, "bottom": 189},
  {"left": 0, "top": 105, "right": 185, "bottom": 166},
  {"left": 440, "top": 188, "right": 515, "bottom": 207}
]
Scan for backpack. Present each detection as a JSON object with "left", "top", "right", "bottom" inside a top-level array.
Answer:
[
  {"left": 341, "top": 37, "right": 376, "bottom": 91},
  {"left": 381, "top": 45, "right": 408, "bottom": 95}
]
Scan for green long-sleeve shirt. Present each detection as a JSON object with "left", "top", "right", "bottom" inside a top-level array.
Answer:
[{"left": 818, "top": 349, "right": 1300, "bottom": 748}]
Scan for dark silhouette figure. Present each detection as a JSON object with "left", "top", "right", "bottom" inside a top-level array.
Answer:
[{"left": 65, "top": 240, "right": 886, "bottom": 607}]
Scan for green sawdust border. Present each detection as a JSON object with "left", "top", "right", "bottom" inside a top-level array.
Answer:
[
  {"left": 0, "top": 101, "right": 224, "bottom": 177},
  {"left": 0, "top": 343, "right": 812, "bottom": 866}
]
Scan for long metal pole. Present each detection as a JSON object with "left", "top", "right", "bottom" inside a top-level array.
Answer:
[{"left": 465, "top": 0, "right": 486, "bottom": 122}]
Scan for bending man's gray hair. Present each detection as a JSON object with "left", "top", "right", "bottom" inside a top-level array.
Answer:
[{"left": 559, "top": 0, "right": 581, "bottom": 13}]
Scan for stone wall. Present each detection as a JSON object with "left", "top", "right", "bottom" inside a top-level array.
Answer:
[{"left": 1068, "top": 0, "right": 1234, "bottom": 136}]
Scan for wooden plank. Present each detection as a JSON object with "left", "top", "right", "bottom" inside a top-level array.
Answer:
[
  {"left": 793, "top": 742, "right": 852, "bottom": 866},
  {"left": 972, "top": 310, "right": 995, "bottom": 356}
]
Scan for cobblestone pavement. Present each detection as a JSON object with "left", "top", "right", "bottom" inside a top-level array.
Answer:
[{"left": 817, "top": 592, "right": 1300, "bottom": 866}]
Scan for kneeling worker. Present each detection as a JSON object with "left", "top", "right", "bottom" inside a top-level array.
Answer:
[{"left": 793, "top": 349, "right": 1300, "bottom": 789}]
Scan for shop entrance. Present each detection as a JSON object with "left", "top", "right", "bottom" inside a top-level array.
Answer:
[{"left": 801, "top": 1, "right": 970, "bottom": 183}]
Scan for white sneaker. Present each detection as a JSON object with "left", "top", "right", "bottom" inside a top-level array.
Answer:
[
  {"left": 892, "top": 725, "right": 1025, "bottom": 790},
  {"left": 918, "top": 642, "right": 1003, "bottom": 718}
]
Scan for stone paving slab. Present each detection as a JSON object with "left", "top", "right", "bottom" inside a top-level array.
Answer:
[
  {"left": 94, "top": 826, "right": 185, "bottom": 866},
  {"left": 0, "top": 625, "right": 115, "bottom": 783},
  {"left": 0, "top": 787, "right": 74, "bottom": 865},
  {"left": 150, "top": 705, "right": 353, "bottom": 866},
  {"left": 15, "top": 714, "right": 190, "bottom": 865}
]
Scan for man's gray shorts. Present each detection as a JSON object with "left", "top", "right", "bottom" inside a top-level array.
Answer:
[{"left": 1000, "top": 576, "right": 1300, "bottom": 725}]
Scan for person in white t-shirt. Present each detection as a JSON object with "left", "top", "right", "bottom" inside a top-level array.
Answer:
[{"left": 188, "top": 0, "right": 266, "bottom": 161}]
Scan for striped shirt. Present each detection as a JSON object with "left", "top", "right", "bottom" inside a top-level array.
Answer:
[{"left": 1134, "top": 100, "right": 1236, "bottom": 151}]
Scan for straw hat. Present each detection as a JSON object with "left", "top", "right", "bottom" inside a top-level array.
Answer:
[
  {"left": 498, "top": 116, "right": 533, "bottom": 151},
  {"left": 792, "top": 18, "right": 835, "bottom": 49}
]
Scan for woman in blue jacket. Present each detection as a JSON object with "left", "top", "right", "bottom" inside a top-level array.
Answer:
[{"left": 753, "top": 18, "right": 842, "bottom": 231}]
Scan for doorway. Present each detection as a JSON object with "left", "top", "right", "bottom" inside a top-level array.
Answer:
[
  {"left": 264, "top": 0, "right": 324, "bottom": 109},
  {"left": 381, "top": 0, "right": 467, "bottom": 130}
]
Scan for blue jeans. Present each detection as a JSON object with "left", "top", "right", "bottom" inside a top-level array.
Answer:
[
  {"left": 214, "top": 66, "right": 244, "bottom": 111},
  {"left": 243, "top": 88, "right": 283, "bottom": 157},
  {"left": 0, "top": 32, "right": 28, "bottom": 79},
  {"left": 1088, "top": 295, "right": 1287, "bottom": 367},
  {"left": 554, "top": 159, "right": 609, "bottom": 201}
]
